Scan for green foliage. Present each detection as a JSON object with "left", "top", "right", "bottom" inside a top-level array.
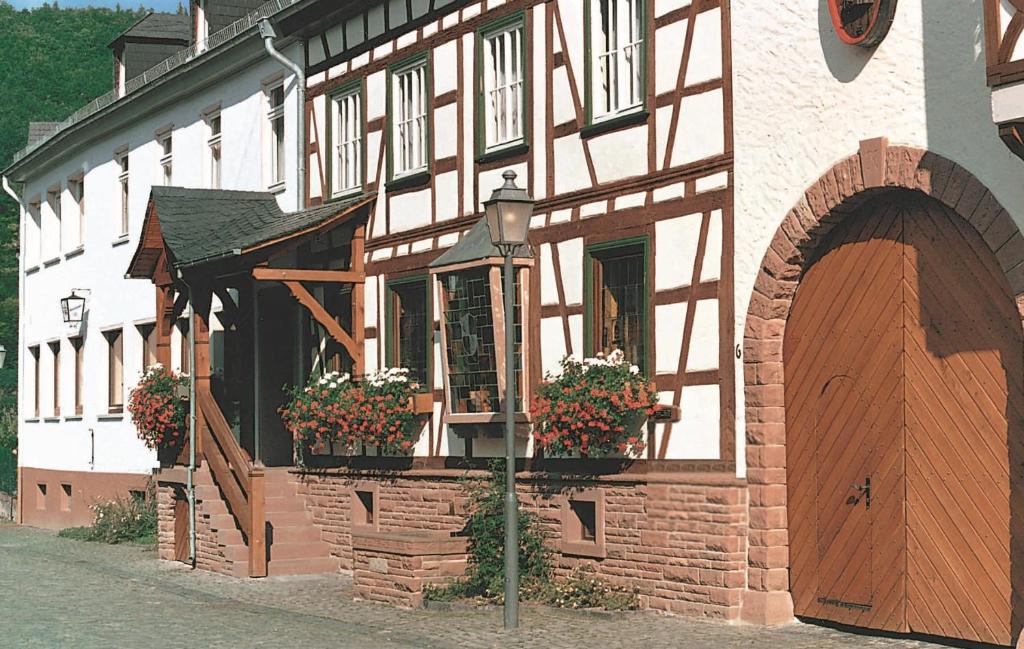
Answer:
[
  {"left": 0, "top": 3, "right": 148, "bottom": 412},
  {"left": 426, "top": 460, "right": 551, "bottom": 603},
  {"left": 0, "top": 406, "right": 16, "bottom": 496},
  {"left": 57, "top": 488, "right": 157, "bottom": 545},
  {"left": 534, "top": 566, "right": 640, "bottom": 611}
]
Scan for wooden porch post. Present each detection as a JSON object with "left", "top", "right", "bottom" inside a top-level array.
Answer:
[
  {"left": 352, "top": 224, "right": 366, "bottom": 375},
  {"left": 155, "top": 285, "right": 174, "bottom": 367},
  {"left": 191, "top": 284, "right": 213, "bottom": 460}
]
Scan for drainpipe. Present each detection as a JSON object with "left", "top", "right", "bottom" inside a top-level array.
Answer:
[
  {"left": 259, "top": 19, "right": 305, "bottom": 212},
  {"left": 2, "top": 176, "right": 25, "bottom": 524}
]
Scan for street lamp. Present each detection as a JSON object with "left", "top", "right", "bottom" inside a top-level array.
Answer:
[
  {"left": 60, "top": 290, "right": 87, "bottom": 324},
  {"left": 482, "top": 170, "right": 534, "bottom": 631}
]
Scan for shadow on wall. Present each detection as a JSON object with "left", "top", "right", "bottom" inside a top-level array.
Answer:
[{"left": 817, "top": 0, "right": 873, "bottom": 82}]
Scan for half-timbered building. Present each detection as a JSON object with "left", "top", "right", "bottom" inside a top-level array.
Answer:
[{"left": 10, "top": 0, "right": 1024, "bottom": 645}]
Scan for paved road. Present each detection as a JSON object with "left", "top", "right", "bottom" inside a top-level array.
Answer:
[{"left": 0, "top": 524, "right": 960, "bottom": 648}]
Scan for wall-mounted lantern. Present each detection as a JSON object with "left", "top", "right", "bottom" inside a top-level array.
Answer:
[{"left": 60, "top": 290, "right": 87, "bottom": 324}]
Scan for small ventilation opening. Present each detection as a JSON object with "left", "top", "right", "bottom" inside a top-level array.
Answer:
[
  {"left": 570, "top": 500, "right": 597, "bottom": 541},
  {"left": 60, "top": 483, "right": 72, "bottom": 512},
  {"left": 356, "top": 490, "right": 375, "bottom": 526},
  {"left": 36, "top": 483, "right": 47, "bottom": 510}
]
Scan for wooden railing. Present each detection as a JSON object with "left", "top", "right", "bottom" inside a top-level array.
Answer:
[{"left": 196, "top": 388, "right": 267, "bottom": 578}]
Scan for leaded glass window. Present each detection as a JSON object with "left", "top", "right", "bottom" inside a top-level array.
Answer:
[{"left": 441, "top": 268, "right": 523, "bottom": 413}]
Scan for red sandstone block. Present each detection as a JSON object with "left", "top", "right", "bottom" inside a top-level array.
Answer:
[
  {"left": 749, "top": 506, "right": 787, "bottom": 530},
  {"left": 748, "top": 545, "right": 789, "bottom": 570},
  {"left": 664, "top": 565, "right": 700, "bottom": 584},
  {"left": 747, "top": 406, "right": 785, "bottom": 425},
  {"left": 749, "top": 484, "right": 787, "bottom": 507},
  {"left": 744, "top": 384, "right": 784, "bottom": 408},
  {"left": 745, "top": 423, "right": 786, "bottom": 446},
  {"left": 745, "top": 467, "right": 786, "bottom": 485}
]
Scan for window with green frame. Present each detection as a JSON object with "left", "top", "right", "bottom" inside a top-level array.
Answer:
[
  {"left": 388, "top": 55, "right": 430, "bottom": 180},
  {"left": 386, "top": 277, "right": 431, "bottom": 388},
  {"left": 585, "top": 0, "right": 647, "bottom": 124},
  {"left": 585, "top": 237, "right": 648, "bottom": 371},
  {"left": 477, "top": 13, "right": 527, "bottom": 155},
  {"left": 327, "top": 81, "right": 364, "bottom": 198}
]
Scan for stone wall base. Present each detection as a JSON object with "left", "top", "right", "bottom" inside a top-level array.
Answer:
[
  {"left": 740, "top": 589, "right": 794, "bottom": 625},
  {"left": 352, "top": 529, "right": 468, "bottom": 608}
]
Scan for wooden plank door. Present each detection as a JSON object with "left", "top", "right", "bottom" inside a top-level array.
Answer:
[
  {"left": 173, "top": 494, "right": 189, "bottom": 563},
  {"left": 902, "top": 198, "right": 1017, "bottom": 646},
  {"left": 786, "top": 199, "right": 907, "bottom": 630}
]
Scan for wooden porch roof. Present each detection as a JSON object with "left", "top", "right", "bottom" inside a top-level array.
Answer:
[{"left": 126, "top": 187, "right": 374, "bottom": 282}]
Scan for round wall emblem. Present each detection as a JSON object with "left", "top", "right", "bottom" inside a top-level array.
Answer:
[{"left": 827, "top": 0, "right": 898, "bottom": 48}]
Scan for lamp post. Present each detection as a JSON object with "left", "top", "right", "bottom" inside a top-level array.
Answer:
[{"left": 482, "top": 170, "right": 534, "bottom": 631}]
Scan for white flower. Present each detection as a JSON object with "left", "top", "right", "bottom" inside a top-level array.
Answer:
[{"left": 629, "top": 365, "right": 639, "bottom": 375}]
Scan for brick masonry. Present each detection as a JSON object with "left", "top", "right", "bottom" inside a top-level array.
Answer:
[
  {"left": 741, "top": 140, "right": 1024, "bottom": 624},
  {"left": 294, "top": 469, "right": 749, "bottom": 621},
  {"left": 351, "top": 529, "right": 469, "bottom": 608}
]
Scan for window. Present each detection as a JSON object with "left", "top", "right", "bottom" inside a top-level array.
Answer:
[
  {"left": 267, "top": 84, "right": 285, "bottom": 188},
  {"left": 560, "top": 489, "right": 606, "bottom": 558},
  {"left": 206, "top": 112, "right": 221, "bottom": 189},
  {"left": 440, "top": 267, "right": 523, "bottom": 414},
  {"left": 117, "top": 151, "right": 129, "bottom": 236},
  {"left": 139, "top": 323, "right": 157, "bottom": 373},
  {"left": 159, "top": 131, "right": 173, "bottom": 185},
  {"left": 331, "top": 87, "right": 363, "bottom": 195},
  {"left": 387, "top": 277, "right": 430, "bottom": 388},
  {"left": 68, "top": 175, "right": 84, "bottom": 250},
  {"left": 480, "top": 18, "right": 525, "bottom": 151},
  {"left": 105, "top": 329, "right": 123, "bottom": 413},
  {"left": 46, "top": 186, "right": 61, "bottom": 260},
  {"left": 48, "top": 341, "right": 60, "bottom": 417},
  {"left": 587, "top": 239, "right": 647, "bottom": 371},
  {"left": 27, "top": 200, "right": 42, "bottom": 267},
  {"left": 71, "top": 337, "right": 83, "bottom": 416},
  {"left": 589, "top": 0, "right": 645, "bottom": 121},
  {"left": 28, "top": 345, "right": 40, "bottom": 418},
  {"left": 390, "top": 59, "right": 428, "bottom": 178}
]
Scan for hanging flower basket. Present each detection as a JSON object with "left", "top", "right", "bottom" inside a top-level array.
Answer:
[
  {"left": 128, "top": 365, "right": 189, "bottom": 461},
  {"left": 530, "top": 351, "right": 659, "bottom": 458},
  {"left": 280, "top": 368, "right": 425, "bottom": 460}
]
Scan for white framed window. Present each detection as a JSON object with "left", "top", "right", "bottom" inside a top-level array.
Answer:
[
  {"left": 158, "top": 131, "right": 173, "bottom": 186},
  {"left": 391, "top": 59, "right": 428, "bottom": 178},
  {"left": 205, "top": 111, "right": 222, "bottom": 189},
  {"left": 117, "top": 150, "right": 129, "bottom": 237},
  {"left": 481, "top": 21, "right": 524, "bottom": 150},
  {"left": 68, "top": 174, "right": 84, "bottom": 250},
  {"left": 266, "top": 84, "right": 285, "bottom": 188},
  {"left": 26, "top": 199, "right": 41, "bottom": 267},
  {"left": 332, "top": 87, "right": 362, "bottom": 195},
  {"left": 45, "top": 185, "right": 61, "bottom": 261},
  {"left": 590, "top": 0, "right": 645, "bottom": 121}
]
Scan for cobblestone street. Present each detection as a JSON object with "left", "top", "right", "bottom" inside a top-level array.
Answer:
[{"left": 0, "top": 524, "right": 966, "bottom": 649}]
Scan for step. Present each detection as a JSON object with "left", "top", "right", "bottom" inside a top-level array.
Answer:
[
  {"left": 264, "top": 496, "right": 308, "bottom": 514},
  {"left": 263, "top": 482, "right": 300, "bottom": 499},
  {"left": 266, "top": 556, "right": 339, "bottom": 576},
  {"left": 266, "top": 510, "right": 315, "bottom": 527},
  {"left": 270, "top": 525, "right": 325, "bottom": 544},
  {"left": 194, "top": 485, "right": 222, "bottom": 500},
  {"left": 268, "top": 541, "right": 332, "bottom": 561},
  {"left": 216, "top": 527, "right": 245, "bottom": 546},
  {"left": 198, "top": 499, "right": 229, "bottom": 516},
  {"left": 207, "top": 513, "right": 240, "bottom": 532},
  {"left": 219, "top": 543, "right": 250, "bottom": 563}
]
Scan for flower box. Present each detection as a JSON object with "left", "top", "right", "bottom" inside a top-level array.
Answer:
[{"left": 409, "top": 391, "right": 434, "bottom": 415}]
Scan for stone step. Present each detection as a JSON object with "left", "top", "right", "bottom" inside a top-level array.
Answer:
[
  {"left": 198, "top": 499, "right": 229, "bottom": 516},
  {"left": 269, "top": 525, "right": 324, "bottom": 544},
  {"left": 266, "top": 556, "right": 339, "bottom": 576},
  {"left": 268, "top": 541, "right": 332, "bottom": 561},
  {"left": 207, "top": 513, "right": 240, "bottom": 532},
  {"left": 216, "top": 527, "right": 245, "bottom": 546},
  {"left": 264, "top": 496, "right": 308, "bottom": 514},
  {"left": 263, "top": 482, "right": 300, "bottom": 499},
  {"left": 219, "top": 543, "right": 250, "bottom": 563},
  {"left": 194, "top": 485, "right": 222, "bottom": 500},
  {"left": 266, "top": 510, "right": 315, "bottom": 527}
]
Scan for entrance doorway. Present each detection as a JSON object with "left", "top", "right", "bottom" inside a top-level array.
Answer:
[
  {"left": 257, "top": 286, "right": 300, "bottom": 466},
  {"left": 785, "top": 192, "right": 1023, "bottom": 645}
]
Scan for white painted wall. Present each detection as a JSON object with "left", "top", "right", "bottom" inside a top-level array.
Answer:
[
  {"left": 18, "top": 44, "right": 304, "bottom": 476},
  {"left": 732, "top": 0, "right": 1024, "bottom": 476}
]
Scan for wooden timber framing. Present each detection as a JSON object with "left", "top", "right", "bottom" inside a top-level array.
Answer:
[{"left": 302, "top": 0, "right": 736, "bottom": 470}]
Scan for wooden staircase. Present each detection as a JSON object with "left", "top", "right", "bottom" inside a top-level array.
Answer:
[{"left": 195, "top": 388, "right": 337, "bottom": 577}]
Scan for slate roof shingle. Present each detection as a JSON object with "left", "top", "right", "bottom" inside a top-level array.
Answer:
[
  {"left": 109, "top": 12, "right": 191, "bottom": 46},
  {"left": 148, "top": 186, "right": 371, "bottom": 269}
]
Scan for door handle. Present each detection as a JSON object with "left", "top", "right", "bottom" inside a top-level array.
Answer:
[{"left": 849, "top": 477, "right": 871, "bottom": 509}]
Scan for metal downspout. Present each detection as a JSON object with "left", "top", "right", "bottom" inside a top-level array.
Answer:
[
  {"left": 2, "top": 176, "right": 25, "bottom": 524},
  {"left": 259, "top": 19, "right": 305, "bottom": 212}
]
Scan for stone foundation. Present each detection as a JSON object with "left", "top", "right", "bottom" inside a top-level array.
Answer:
[
  {"left": 295, "top": 468, "right": 749, "bottom": 621},
  {"left": 352, "top": 529, "right": 469, "bottom": 608}
]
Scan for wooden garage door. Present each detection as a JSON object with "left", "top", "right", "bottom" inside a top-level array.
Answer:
[{"left": 785, "top": 193, "right": 1021, "bottom": 646}]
